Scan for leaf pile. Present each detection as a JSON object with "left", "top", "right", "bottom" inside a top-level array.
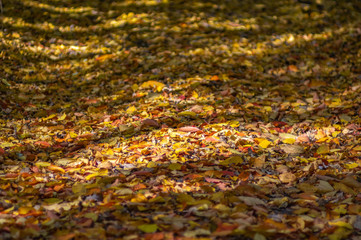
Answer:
[{"left": 1, "top": 0, "right": 361, "bottom": 239}]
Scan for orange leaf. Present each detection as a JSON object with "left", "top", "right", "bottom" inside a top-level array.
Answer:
[
  {"left": 288, "top": 65, "right": 298, "bottom": 72},
  {"left": 57, "top": 233, "right": 77, "bottom": 240},
  {"left": 54, "top": 184, "right": 65, "bottom": 192},
  {"left": 95, "top": 54, "right": 114, "bottom": 62},
  {"left": 35, "top": 141, "right": 51, "bottom": 148},
  {"left": 211, "top": 75, "right": 220, "bottom": 81},
  {"left": 144, "top": 232, "right": 164, "bottom": 240},
  {"left": 133, "top": 183, "right": 147, "bottom": 191}
]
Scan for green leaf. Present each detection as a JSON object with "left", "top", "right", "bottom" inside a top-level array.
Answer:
[
  {"left": 138, "top": 224, "right": 158, "bottom": 233},
  {"left": 43, "top": 198, "right": 63, "bottom": 204},
  {"left": 168, "top": 163, "right": 182, "bottom": 170}
]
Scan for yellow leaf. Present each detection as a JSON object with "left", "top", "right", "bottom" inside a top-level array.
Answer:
[
  {"left": 105, "top": 149, "right": 114, "bottom": 155},
  {"left": 140, "top": 81, "right": 165, "bottom": 92},
  {"left": 345, "top": 162, "right": 359, "bottom": 169},
  {"left": 126, "top": 106, "right": 137, "bottom": 114},
  {"left": 131, "top": 84, "right": 138, "bottom": 91},
  {"left": 192, "top": 91, "right": 198, "bottom": 99},
  {"left": 35, "top": 161, "right": 51, "bottom": 167},
  {"left": 259, "top": 139, "right": 271, "bottom": 148},
  {"left": 48, "top": 165, "right": 65, "bottom": 173},
  {"left": 332, "top": 131, "right": 340, "bottom": 137},
  {"left": 158, "top": 102, "right": 169, "bottom": 107},
  {"left": 69, "top": 132, "right": 78, "bottom": 138},
  {"left": 58, "top": 113, "right": 67, "bottom": 121},
  {"left": 147, "top": 161, "right": 157, "bottom": 168},
  {"left": 328, "top": 220, "right": 353, "bottom": 229},
  {"left": 43, "top": 114, "right": 57, "bottom": 121},
  {"left": 283, "top": 138, "right": 295, "bottom": 144},
  {"left": 263, "top": 106, "right": 272, "bottom": 112},
  {"left": 353, "top": 146, "right": 361, "bottom": 151},
  {"left": 178, "top": 111, "right": 197, "bottom": 118},
  {"left": 228, "top": 120, "right": 240, "bottom": 127},
  {"left": 316, "top": 136, "right": 330, "bottom": 143},
  {"left": 85, "top": 169, "right": 108, "bottom": 181},
  {"left": 317, "top": 145, "right": 329, "bottom": 154},
  {"left": 138, "top": 224, "right": 158, "bottom": 233},
  {"left": 18, "top": 207, "right": 33, "bottom": 215}
]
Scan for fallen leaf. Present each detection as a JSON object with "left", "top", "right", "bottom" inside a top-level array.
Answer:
[
  {"left": 317, "top": 144, "right": 330, "bottom": 155},
  {"left": 48, "top": 165, "right": 65, "bottom": 173},
  {"left": 279, "top": 172, "right": 297, "bottom": 183},
  {"left": 239, "top": 196, "right": 266, "bottom": 206},
  {"left": 280, "top": 144, "right": 304, "bottom": 154},
  {"left": 316, "top": 180, "right": 334, "bottom": 193},
  {"left": 341, "top": 176, "right": 361, "bottom": 188},
  {"left": 178, "top": 126, "right": 200, "bottom": 132},
  {"left": 140, "top": 119, "right": 160, "bottom": 129},
  {"left": 138, "top": 224, "right": 158, "bottom": 233}
]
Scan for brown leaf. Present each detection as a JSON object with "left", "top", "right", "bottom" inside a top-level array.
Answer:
[
  {"left": 190, "top": 105, "right": 203, "bottom": 113},
  {"left": 98, "top": 161, "right": 113, "bottom": 169},
  {"left": 239, "top": 196, "right": 266, "bottom": 206},
  {"left": 341, "top": 176, "right": 361, "bottom": 188},
  {"left": 316, "top": 180, "right": 334, "bottom": 193},
  {"left": 280, "top": 144, "right": 304, "bottom": 154},
  {"left": 276, "top": 165, "right": 290, "bottom": 173},
  {"left": 296, "top": 134, "right": 310, "bottom": 143},
  {"left": 140, "top": 119, "right": 160, "bottom": 129},
  {"left": 279, "top": 172, "right": 297, "bottom": 183}
]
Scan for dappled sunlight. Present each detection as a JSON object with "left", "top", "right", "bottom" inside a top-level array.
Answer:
[
  {"left": 1, "top": 0, "right": 361, "bottom": 239},
  {"left": 23, "top": 0, "right": 94, "bottom": 14},
  {"left": 112, "top": 0, "right": 169, "bottom": 7}
]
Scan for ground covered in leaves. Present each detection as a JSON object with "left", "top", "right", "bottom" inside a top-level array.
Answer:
[{"left": 1, "top": 0, "right": 361, "bottom": 239}]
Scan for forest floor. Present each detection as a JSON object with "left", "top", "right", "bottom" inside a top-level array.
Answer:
[{"left": 1, "top": 0, "right": 361, "bottom": 239}]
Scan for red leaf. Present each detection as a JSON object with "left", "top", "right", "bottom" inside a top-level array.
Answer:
[{"left": 0, "top": 147, "right": 5, "bottom": 155}]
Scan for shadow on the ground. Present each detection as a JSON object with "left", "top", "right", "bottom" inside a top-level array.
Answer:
[{"left": 1, "top": 0, "right": 361, "bottom": 148}]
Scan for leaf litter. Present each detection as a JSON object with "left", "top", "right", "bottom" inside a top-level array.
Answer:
[{"left": 1, "top": 0, "right": 361, "bottom": 239}]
